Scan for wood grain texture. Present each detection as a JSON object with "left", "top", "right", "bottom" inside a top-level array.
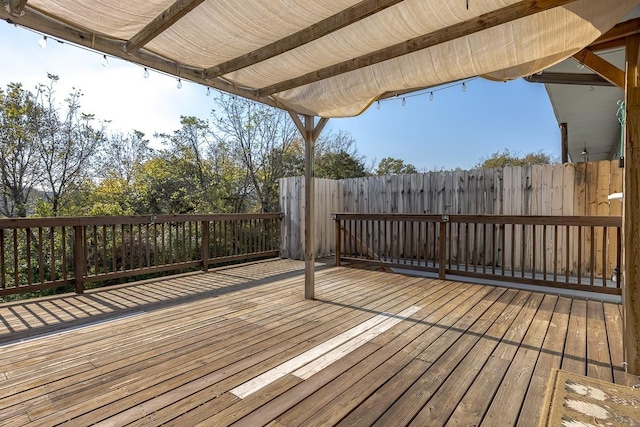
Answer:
[{"left": 0, "top": 259, "right": 629, "bottom": 426}]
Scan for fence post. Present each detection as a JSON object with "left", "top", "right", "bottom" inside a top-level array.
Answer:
[
  {"left": 333, "top": 214, "right": 341, "bottom": 266},
  {"left": 201, "top": 221, "right": 210, "bottom": 272},
  {"left": 73, "top": 225, "right": 85, "bottom": 294},
  {"left": 439, "top": 217, "right": 448, "bottom": 280}
]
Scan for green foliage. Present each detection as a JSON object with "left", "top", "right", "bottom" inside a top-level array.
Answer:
[
  {"left": 0, "top": 82, "right": 41, "bottom": 217},
  {"left": 316, "top": 150, "right": 368, "bottom": 179},
  {"left": 375, "top": 157, "right": 418, "bottom": 175},
  {"left": 475, "top": 148, "right": 554, "bottom": 169}
]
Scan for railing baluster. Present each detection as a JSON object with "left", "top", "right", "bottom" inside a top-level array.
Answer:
[
  {"left": 146, "top": 223, "right": 151, "bottom": 268},
  {"left": 73, "top": 225, "right": 85, "bottom": 294},
  {"left": 112, "top": 224, "right": 117, "bottom": 273},
  {"left": 26, "top": 228, "right": 32, "bottom": 285},
  {"left": 491, "top": 224, "right": 496, "bottom": 275},
  {"left": 13, "top": 229, "right": 18, "bottom": 288},
  {"left": 62, "top": 227, "right": 68, "bottom": 280},
  {"left": 520, "top": 224, "right": 526, "bottom": 279},
  {"left": 120, "top": 224, "right": 126, "bottom": 271},
  {"left": 532, "top": 224, "right": 536, "bottom": 279},
  {"left": 439, "top": 220, "right": 446, "bottom": 279},
  {"left": 482, "top": 223, "right": 487, "bottom": 274},
  {"left": 590, "top": 225, "right": 595, "bottom": 287},
  {"left": 510, "top": 224, "right": 515, "bottom": 277},
  {"left": 542, "top": 225, "right": 547, "bottom": 281},
  {"left": 565, "top": 225, "right": 570, "bottom": 284},
  {"left": 602, "top": 226, "right": 607, "bottom": 288},
  {"left": 553, "top": 225, "right": 558, "bottom": 282},
  {"left": 138, "top": 223, "right": 143, "bottom": 268},
  {"left": 38, "top": 227, "right": 44, "bottom": 284},
  {"left": 577, "top": 226, "right": 583, "bottom": 285}
]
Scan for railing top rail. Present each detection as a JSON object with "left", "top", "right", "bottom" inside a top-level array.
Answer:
[
  {"left": 0, "top": 213, "right": 283, "bottom": 230},
  {"left": 332, "top": 213, "right": 622, "bottom": 227}
]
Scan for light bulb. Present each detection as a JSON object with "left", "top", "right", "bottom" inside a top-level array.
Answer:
[
  {"left": 577, "top": 63, "right": 585, "bottom": 70},
  {"left": 462, "top": 82, "right": 467, "bottom": 92},
  {"left": 402, "top": 98, "right": 406, "bottom": 107},
  {"left": 206, "top": 87, "right": 211, "bottom": 96},
  {"left": 143, "top": 68, "right": 149, "bottom": 79},
  {"left": 38, "top": 35, "right": 47, "bottom": 48},
  {"left": 176, "top": 78, "right": 182, "bottom": 89},
  {"left": 101, "top": 55, "right": 108, "bottom": 67},
  {"left": 430, "top": 92, "right": 434, "bottom": 101},
  {"left": 377, "top": 101, "right": 380, "bottom": 110}
]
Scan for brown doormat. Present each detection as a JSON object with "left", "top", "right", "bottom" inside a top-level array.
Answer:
[{"left": 539, "top": 369, "right": 640, "bottom": 427}]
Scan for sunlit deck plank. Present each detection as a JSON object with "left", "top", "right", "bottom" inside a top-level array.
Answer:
[{"left": 0, "top": 259, "right": 634, "bottom": 427}]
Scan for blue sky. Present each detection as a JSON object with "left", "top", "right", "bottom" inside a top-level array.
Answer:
[{"left": 1, "top": 22, "right": 561, "bottom": 171}]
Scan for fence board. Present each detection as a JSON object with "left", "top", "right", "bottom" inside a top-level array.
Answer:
[{"left": 279, "top": 161, "right": 623, "bottom": 260}]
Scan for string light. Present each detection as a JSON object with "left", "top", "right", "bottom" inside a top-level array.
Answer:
[
  {"left": 206, "top": 87, "right": 211, "bottom": 96},
  {"left": 377, "top": 101, "right": 381, "bottom": 110},
  {"left": 143, "top": 68, "right": 149, "bottom": 78},
  {"left": 376, "top": 77, "right": 476, "bottom": 108},
  {"left": 176, "top": 78, "right": 182, "bottom": 89},
  {"left": 38, "top": 35, "right": 47, "bottom": 48},
  {"left": 101, "top": 55, "right": 108, "bottom": 67},
  {"left": 577, "top": 63, "right": 585, "bottom": 70}
]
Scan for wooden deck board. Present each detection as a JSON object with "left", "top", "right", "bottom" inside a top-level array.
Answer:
[{"left": 0, "top": 259, "right": 635, "bottom": 427}]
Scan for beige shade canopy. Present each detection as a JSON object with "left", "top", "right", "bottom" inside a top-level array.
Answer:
[{"left": 2, "top": 0, "right": 639, "bottom": 117}]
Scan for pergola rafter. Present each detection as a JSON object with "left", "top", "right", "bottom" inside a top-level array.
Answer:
[
  {"left": 125, "top": 0, "right": 206, "bottom": 53},
  {"left": 204, "top": 0, "right": 405, "bottom": 79},
  {"left": 258, "top": 0, "right": 578, "bottom": 97}
]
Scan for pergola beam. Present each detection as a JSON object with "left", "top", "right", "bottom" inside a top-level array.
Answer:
[
  {"left": 126, "top": 0, "right": 205, "bottom": 53},
  {"left": 592, "top": 17, "right": 640, "bottom": 47},
  {"left": 524, "top": 72, "right": 615, "bottom": 86},
  {"left": 572, "top": 49, "right": 625, "bottom": 89},
  {"left": 258, "top": 0, "right": 578, "bottom": 96},
  {"left": 0, "top": 6, "right": 279, "bottom": 110},
  {"left": 204, "top": 0, "right": 404, "bottom": 79}
]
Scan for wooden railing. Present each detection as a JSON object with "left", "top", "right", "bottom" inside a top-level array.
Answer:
[
  {"left": 334, "top": 213, "right": 622, "bottom": 295},
  {"left": 0, "top": 213, "right": 281, "bottom": 297}
]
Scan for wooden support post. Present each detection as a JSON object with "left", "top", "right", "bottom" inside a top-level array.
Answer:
[
  {"left": 624, "top": 34, "right": 640, "bottom": 375},
  {"left": 201, "top": 220, "right": 210, "bottom": 272},
  {"left": 560, "top": 123, "right": 568, "bottom": 163},
  {"left": 304, "top": 115, "right": 316, "bottom": 299},
  {"left": 289, "top": 112, "right": 329, "bottom": 300},
  {"left": 73, "top": 225, "right": 85, "bottom": 294}
]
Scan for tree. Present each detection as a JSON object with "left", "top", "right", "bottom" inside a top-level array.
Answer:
[
  {"left": 210, "top": 95, "right": 299, "bottom": 212},
  {"left": 98, "top": 130, "right": 152, "bottom": 183},
  {"left": 0, "top": 83, "right": 41, "bottom": 217},
  {"left": 131, "top": 154, "right": 206, "bottom": 214},
  {"left": 34, "top": 74, "right": 106, "bottom": 216},
  {"left": 375, "top": 157, "right": 418, "bottom": 175},
  {"left": 315, "top": 130, "right": 369, "bottom": 179},
  {"left": 476, "top": 148, "right": 554, "bottom": 169}
]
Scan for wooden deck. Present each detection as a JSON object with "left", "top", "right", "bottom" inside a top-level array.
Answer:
[{"left": 0, "top": 258, "right": 636, "bottom": 426}]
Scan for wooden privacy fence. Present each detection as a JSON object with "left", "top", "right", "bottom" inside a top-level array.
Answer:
[
  {"left": 280, "top": 160, "right": 623, "bottom": 259},
  {"left": 334, "top": 213, "right": 622, "bottom": 295},
  {"left": 0, "top": 213, "right": 281, "bottom": 297}
]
